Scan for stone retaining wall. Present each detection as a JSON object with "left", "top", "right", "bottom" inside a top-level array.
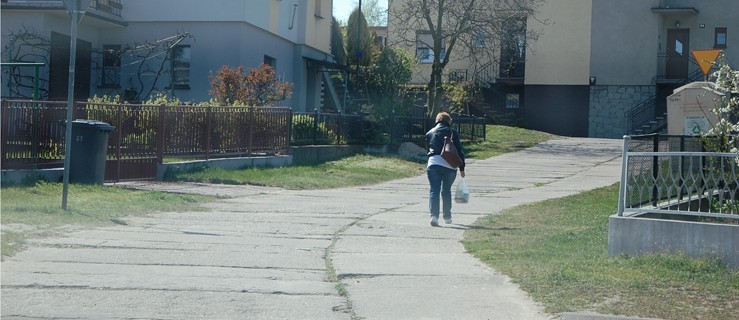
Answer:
[{"left": 589, "top": 85, "right": 656, "bottom": 138}]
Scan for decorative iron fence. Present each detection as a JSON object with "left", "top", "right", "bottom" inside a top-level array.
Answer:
[{"left": 618, "top": 134, "right": 739, "bottom": 219}]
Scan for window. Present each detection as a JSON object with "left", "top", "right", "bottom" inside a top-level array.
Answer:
[
  {"left": 417, "top": 48, "right": 433, "bottom": 63},
  {"left": 171, "top": 45, "right": 191, "bottom": 89},
  {"left": 499, "top": 17, "right": 527, "bottom": 78},
  {"left": 374, "top": 35, "right": 387, "bottom": 48},
  {"left": 264, "top": 55, "right": 276, "bottom": 68},
  {"left": 416, "top": 31, "right": 444, "bottom": 64},
  {"left": 314, "top": 0, "right": 324, "bottom": 19},
  {"left": 474, "top": 31, "right": 487, "bottom": 48},
  {"left": 101, "top": 44, "right": 120, "bottom": 88},
  {"left": 715, "top": 27, "right": 727, "bottom": 48},
  {"left": 506, "top": 94, "right": 520, "bottom": 109}
]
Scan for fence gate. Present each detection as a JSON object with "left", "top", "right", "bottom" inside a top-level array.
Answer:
[{"left": 81, "top": 102, "right": 160, "bottom": 182}]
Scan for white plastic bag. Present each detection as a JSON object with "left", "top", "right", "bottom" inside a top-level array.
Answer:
[{"left": 454, "top": 178, "right": 470, "bottom": 203}]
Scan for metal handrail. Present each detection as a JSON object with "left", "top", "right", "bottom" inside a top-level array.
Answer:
[{"left": 625, "top": 95, "right": 657, "bottom": 133}]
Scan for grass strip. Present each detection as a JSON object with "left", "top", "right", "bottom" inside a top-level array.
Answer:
[
  {"left": 165, "top": 154, "right": 426, "bottom": 189},
  {"left": 463, "top": 183, "right": 739, "bottom": 319},
  {"left": 1, "top": 181, "right": 214, "bottom": 256},
  {"left": 464, "top": 125, "right": 558, "bottom": 159},
  {"left": 165, "top": 125, "right": 555, "bottom": 189}
]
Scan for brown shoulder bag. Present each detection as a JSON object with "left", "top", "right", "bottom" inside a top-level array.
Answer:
[{"left": 441, "top": 133, "right": 462, "bottom": 168}]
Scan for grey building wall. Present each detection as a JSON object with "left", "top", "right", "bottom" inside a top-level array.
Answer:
[
  {"left": 589, "top": 85, "right": 656, "bottom": 138},
  {"left": 98, "top": 21, "right": 298, "bottom": 106},
  {"left": 590, "top": 0, "right": 660, "bottom": 86}
]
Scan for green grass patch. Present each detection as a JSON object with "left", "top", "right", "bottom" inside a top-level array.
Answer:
[
  {"left": 463, "top": 183, "right": 739, "bottom": 319},
  {"left": 464, "top": 125, "right": 557, "bottom": 159},
  {"left": 165, "top": 154, "right": 426, "bottom": 189},
  {"left": 1, "top": 181, "right": 215, "bottom": 256},
  {"left": 165, "top": 125, "right": 555, "bottom": 189}
]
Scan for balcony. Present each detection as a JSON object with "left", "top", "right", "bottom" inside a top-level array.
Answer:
[
  {"left": 1, "top": 0, "right": 122, "bottom": 17},
  {"left": 90, "top": 0, "right": 122, "bottom": 17}
]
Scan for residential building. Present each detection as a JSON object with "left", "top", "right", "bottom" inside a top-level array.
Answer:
[
  {"left": 1, "top": 0, "right": 335, "bottom": 112},
  {"left": 388, "top": 0, "right": 738, "bottom": 137}
]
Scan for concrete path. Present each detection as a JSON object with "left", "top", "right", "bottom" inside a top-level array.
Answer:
[{"left": 1, "top": 138, "right": 626, "bottom": 319}]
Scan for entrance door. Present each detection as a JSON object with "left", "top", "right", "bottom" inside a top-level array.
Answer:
[{"left": 666, "top": 29, "right": 690, "bottom": 80}]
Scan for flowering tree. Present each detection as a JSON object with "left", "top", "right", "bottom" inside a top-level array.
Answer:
[
  {"left": 209, "top": 64, "right": 293, "bottom": 106},
  {"left": 701, "top": 62, "right": 739, "bottom": 214},
  {"left": 704, "top": 62, "right": 739, "bottom": 154}
]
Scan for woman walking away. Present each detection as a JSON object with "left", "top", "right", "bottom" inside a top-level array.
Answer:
[{"left": 425, "top": 112, "right": 465, "bottom": 227}]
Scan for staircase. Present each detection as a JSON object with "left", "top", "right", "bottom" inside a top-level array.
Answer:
[
  {"left": 321, "top": 70, "right": 348, "bottom": 112},
  {"left": 466, "top": 81, "right": 523, "bottom": 125},
  {"left": 625, "top": 57, "right": 705, "bottom": 135}
]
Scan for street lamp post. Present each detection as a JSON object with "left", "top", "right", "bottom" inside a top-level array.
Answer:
[
  {"left": 61, "top": 0, "right": 92, "bottom": 210},
  {"left": 356, "top": 0, "right": 362, "bottom": 74}
]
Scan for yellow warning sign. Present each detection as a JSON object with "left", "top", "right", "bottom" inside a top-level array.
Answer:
[{"left": 691, "top": 49, "right": 722, "bottom": 76}]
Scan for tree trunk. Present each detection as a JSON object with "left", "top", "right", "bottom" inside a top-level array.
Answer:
[{"left": 427, "top": 63, "right": 445, "bottom": 117}]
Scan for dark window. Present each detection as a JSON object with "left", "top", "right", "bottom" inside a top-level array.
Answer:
[
  {"left": 171, "top": 45, "right": 191, "bottom": 89},
  {"left": 101, "top": 44, "right": 121, "bottom": 88},
  {"left": 506, "top": 93, "right": 520, "bottom": 109},
  {"left": 499, "top": 17, "right": 527, "bottom": 78},
  {"left": 264, "top": 55, "right": 276, "bottom": 68},
  {"left": 715, "top": 27, "right": 727, "bottom": 48}
]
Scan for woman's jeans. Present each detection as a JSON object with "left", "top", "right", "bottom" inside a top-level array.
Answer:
[{"left": 427, "top": 165, "right": 457, "bottom": 220}]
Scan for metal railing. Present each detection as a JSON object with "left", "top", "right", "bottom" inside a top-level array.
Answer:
[
  {"left": 90, "top": 0, "right": 122, "bottom": 16},
  {"left": 391, "top": 113, "right": 487, "bottom": 145},
  {"left": 625, "top": 95, "right": 658, "bottom": 134},
  {"left": 291, "top": 110, "right": 366, "bottom": 146},
  {"left": 1, "top": 100, "right": 292, "bottom": 170},
  {"left": 3, "top": 100, "right": 488, "bottom": 174},
  {"left": 656, "top": 54, "right": 704, "bottom": 83},
  {"left": 618, "top": 134, "right": 739, "bottom": 219}
]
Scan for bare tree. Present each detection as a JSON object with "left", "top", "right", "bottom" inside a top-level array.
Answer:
[
  {"left": 2, "top": 28, "right": 192, "bottom": 102},
  {"left": 120, "top": 32, "right": 192, "bottom": 101},
  {"left": 1, "top": 26, "right": 51, "bottom": 99},
  {"left": 389, "top": 0, "right": 545, "bottom": 117}
]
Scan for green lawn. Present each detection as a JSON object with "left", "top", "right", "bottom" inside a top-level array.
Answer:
[
  {"left": 463, "top": 183, "right": 739, "bottom": 320},
  {"left": 1, "top": 181, "right": 215, "bottom": 256},
  {"left": 164, "top": 154, "right": 427, "bottom": 189},
  {"left": 165, "top": 125, "right": 555, "bottom": 188}
]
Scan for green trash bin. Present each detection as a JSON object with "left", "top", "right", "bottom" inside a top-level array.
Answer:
[{"left": 69, "top": 119, "right": 115, "bottom": 184}]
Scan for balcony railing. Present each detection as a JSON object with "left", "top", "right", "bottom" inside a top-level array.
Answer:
[
  {"left": 90, "top": 0, "right": 122, "bottom": 16},
  {"left": 1, "top": 0, "right": 121, "bottom": 17}
]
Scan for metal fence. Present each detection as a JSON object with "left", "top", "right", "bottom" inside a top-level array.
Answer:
[
  {"left": 291, "top": 110, "right": 367, "bottom": 145},
  {"left": 1, "top": 100, "right": 291, "bottom": 175},
  {"left": 293, "top": 110, "right": 488, "bottom": 146},
  {"left": 391, "top": 113, "right": 487, "bottom": 145},
  {"left": 618, "top": 134, "right": 739, "bottom": 219},
  {"left": 2, "top": 100, "right": 488, "bottom": 177}
]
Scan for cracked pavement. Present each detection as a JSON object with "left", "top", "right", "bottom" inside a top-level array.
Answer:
[{"left": 1, "top": 138, "right": 623, "bottom": 319}]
